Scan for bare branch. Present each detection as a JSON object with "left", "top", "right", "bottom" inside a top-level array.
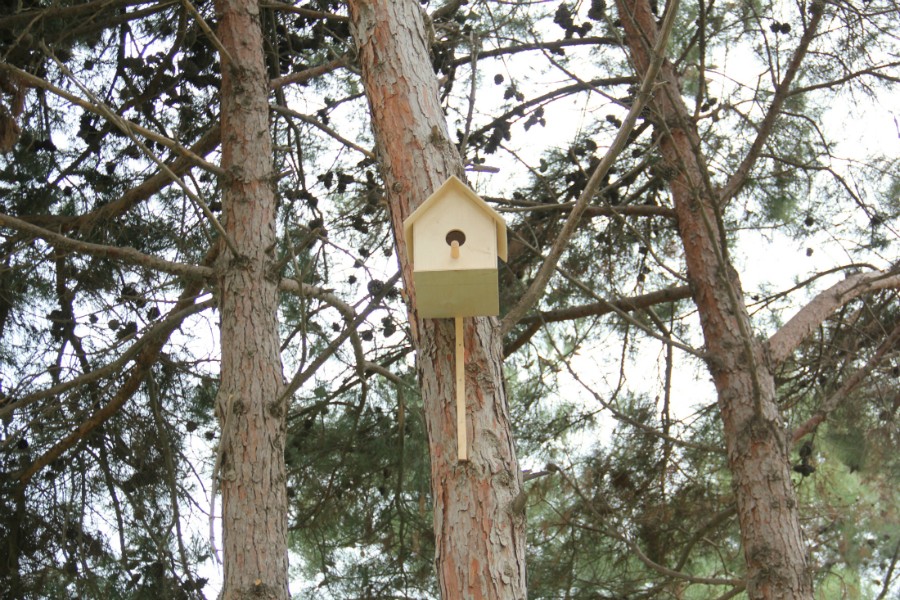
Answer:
[
  {"left": 38, "top": 49, "right": 240, "bottom": 257},
  {"left": 876, "top": 538, "right": 900, "bottom": 600},
  {"left": 271, "top": 104, "right": 374, "bottom": 158},
  {"left": 269, "top": 56, "right": 348, "bottom": 90},
  {"left": 430, "top": 0, "right": 463, "bottom": 22},
  {"left": 521, "top": 285, "right": 692, "bottom": 326},
  {"left": 279, "top": 272, "right": 402, "bottom": 403},
  {"left": 261, "top": 1, "right": 348, "bottom": 22},
  {"left": 0, "top": 212, "right": 353, "bottom": 327},
  {"left": 556, "top": 346, "right": 724, "bottom": 454},
  {"left": 362, "top": 361, "right": 406, "bottom": 386},
  {"left": 448, "top": 37, "right": 621, "bottom": 70},
  {"left": 496, "top": 203, "right": 675, "bottom": 219},
  {"left": 278, "top": 279, "right": 355, "bottom": 320},
  {"left": 504, "top": 285, "right": 692, "bottom": 356},
  {"left": 457, "top": 29, "right": 479, "bottom": 158},
  {"left": 468, "top": 76, "right": 637, "bottom": 142},
  {"left": 789, "top": 61, "right": 900, "bottom": 96}
]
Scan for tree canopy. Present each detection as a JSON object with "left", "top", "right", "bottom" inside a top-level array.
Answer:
[{"left": 0, "top": 0, "right": 898, "bottom": 598}]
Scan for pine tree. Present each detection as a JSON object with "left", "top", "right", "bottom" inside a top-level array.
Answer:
[
  {"left": 348, "top": 1, "right": 527, "bottom": 597},
  {"left": 0, "top": 1, "right": 898, "bottom": 598}
]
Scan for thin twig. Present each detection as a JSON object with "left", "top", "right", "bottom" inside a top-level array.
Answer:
[{"left": 458, "top": 29, "right": 479, "bottom": 157}]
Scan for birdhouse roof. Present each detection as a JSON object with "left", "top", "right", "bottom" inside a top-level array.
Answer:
[{"left": 403, "top": 175, "right": 508, "bottom": 264}]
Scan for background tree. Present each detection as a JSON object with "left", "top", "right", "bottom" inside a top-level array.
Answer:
[{"left": 213, "top": 0, "right": 289, "bottom": 597}]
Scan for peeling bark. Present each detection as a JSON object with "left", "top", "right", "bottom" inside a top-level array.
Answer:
[
  {"left": 348, "top": 1, "right": 527, "bottom": 598},
  {"left": 615, "top": 1, "right": 813, "bottom": 598},
  {"left": 215, "top": 0, "right": 289, "bottom": 598}
]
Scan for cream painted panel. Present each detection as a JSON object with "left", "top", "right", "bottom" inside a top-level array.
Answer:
[{"left": 412, "top": 194, "right": 498, "bottom": 272}]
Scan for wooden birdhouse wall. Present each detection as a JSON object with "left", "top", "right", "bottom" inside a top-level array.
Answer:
[
  {"left": 403, "top": 176, "right": 507, "bottom": 318},
  {"left": 411, "top": 193, "right": 498, "bottom": 273}
]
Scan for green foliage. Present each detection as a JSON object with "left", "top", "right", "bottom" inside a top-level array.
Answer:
[{"left": 287, "top": 377, "right": 436, "bottom": 599}]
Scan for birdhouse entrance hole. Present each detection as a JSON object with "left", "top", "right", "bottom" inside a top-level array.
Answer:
[
  {"left": 446, "top": 230, "right": 465, "bottom": 259},
  {"left": 445, "top": 230, "right": 466, "bottom": 246}
]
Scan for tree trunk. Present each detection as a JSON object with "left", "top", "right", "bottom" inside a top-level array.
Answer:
[
  {"left": 215, "top": 0, "right": 289, "bottom": 598},
  {"left": 348, "top": 1, "right": 527, "bottom": 598},
  {"left": 614, "top": 1, "right": 813, "bottom": 598}
]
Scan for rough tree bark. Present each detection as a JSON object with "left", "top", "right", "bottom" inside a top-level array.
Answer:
[
  {"left": 614, "top": 1, "right": 814, "bottom": 598},
  {"left": 348, "top": 1, "right": 527, "bottom": 598},
  {"left": 214, "top": 0, "right": 289, "bottom": 598}
]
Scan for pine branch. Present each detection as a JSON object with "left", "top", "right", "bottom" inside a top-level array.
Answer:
[
  {"left": 791, "top": 321, "right": 900, "bottom": 443},
  {"left": 21, "top": 124, "right": 222, "bottom": 233},
  {"left": 551, "top": 463, "right": 742, "bottom": 586},
  {"left": 0, "top": 298, "right": 211, "bottom": 425},
  {"left": 768, "top": 269, "right": 900, "bottom": 366},
  {"left": 0, "top": 63, "right": 222, "bottom": 176},
  {"left": 13, "top": 296, "right": 214, "bottom": 485},
  {"left": 0, "top": 0, "right": 147, "bottom": 28},
  {"left": 500, "top": 0, "right": 680, "bottom": 335},
  {"left": 0, "top": 212, "right": 214, "bottom": 281},
  {"left": 719, "top": 2, "right": 825, "bottom": 205}
]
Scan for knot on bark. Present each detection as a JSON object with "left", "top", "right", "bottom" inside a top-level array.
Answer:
[
  {"left": 239, "top": 578, "right": 279, "bottom": 598},
  {"left": 747, "top": 543, "right": 789, "bottom": 596},
  {"left": 267, "top": 397, "right": 286, "bottom": 420},
  {"left": 744, "top": 413, "right": 779, "bottom": 443},
  {"left": 229, "top": 254, "right": 252, "bottom": 271}
]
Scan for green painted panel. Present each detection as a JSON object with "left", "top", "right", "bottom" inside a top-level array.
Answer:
[{"left": 414, "top": 269, "right": 499, "bottom": 318}]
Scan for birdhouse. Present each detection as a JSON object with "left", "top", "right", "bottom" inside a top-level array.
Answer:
[{"left": 403, "top": 176, "right": 507, "bottom": 318}]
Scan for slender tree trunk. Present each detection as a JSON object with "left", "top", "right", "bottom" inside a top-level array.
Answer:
[
  {"left": 348, "top": 1, "right": 527, "bottom": 598},
  {"left": 614, "top": 1, "right": 813, "bottom": 598},
  {"left": 215, "top": 1, "right": 289, "bottom": 598}
]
